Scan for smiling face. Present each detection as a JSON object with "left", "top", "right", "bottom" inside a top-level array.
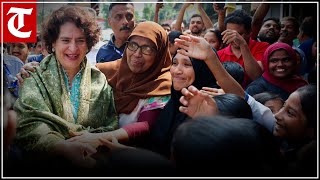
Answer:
[
  {"left": 170, "top": 53, "right": 195, "bottom": 91},
  {"left": 189, "top": 16, "right": 204, "bottom": 36},
  {"left": 52, "top": 22, "right": 88, "bottom": 72},
  {"left": 268, "top": 49, "right": 296, "bottom": 79},
  {"left": 273, "top": 91, "right": 308, "bottom": 141},
  {"left": 9, "top": 42, "right": 30, "bottom": 62},
  {"left": 126, "top": 36, "right": 157, "bottom": 74},
  {"left": 204, "top": 31, "right": 222, "bottom": 50}
]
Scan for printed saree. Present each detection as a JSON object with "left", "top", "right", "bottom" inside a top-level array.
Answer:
[{"left": 14, "top": 54, "right": 118, "bottom": 153}]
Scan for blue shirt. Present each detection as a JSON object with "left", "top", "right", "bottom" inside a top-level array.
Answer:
[
  {"left": 96, "top": 35, "right": 126, "bottom": 63},
  {"left": 27, "top": 54, "right": 45, "bottom": 63}
]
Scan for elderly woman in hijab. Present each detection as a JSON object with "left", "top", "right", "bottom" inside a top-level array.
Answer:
[
  {"left": 246, "top": 42, "right": 308, "bottom": 100},
  {"left": 68, "top": 21, "right": 172, "bottom": 146}
]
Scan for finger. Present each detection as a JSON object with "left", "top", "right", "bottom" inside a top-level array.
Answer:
[
  {"left": 82, "top": 144, "right": 97, "bottom": 155},
  {"left": 99, "top": 138, "right": 114, "bottom": 148},
  {"left": 179, "top": 96, "right": 189, "bottom": 106},
  {"left": 202, "top": 87, "right": 219, "bottom": 93},
  {"left": 179, "top": 106, "right": 189, "bottom": 114},
  {"left": 181, "top": 87, "right": 194, "bottom": 98},
  {"left": 70, "top": 131, "right": 85, "bottom": 137},
  {"left": 176, "top": 49, "right": 189, "bottom": 56},
  {"left": 187, "top": 85, "right": 200, "bottom": 94},
  {"left": 16, "top": 73, "right": 24, "bottom": 86},
  {"left": 20, "top": 68, "right": 30, "bottom": 78},
  {"left": 175, "top": 42, "right": 189, "bottom": 51},
  {"left": 30, "top": 61, "right": 40, "bottom": 67},
  {"left": 178, "top": 35, "right": 191, "bottom": 42},
  {"left": 111, "top": 135, "right": 119, "bottom": 144}
]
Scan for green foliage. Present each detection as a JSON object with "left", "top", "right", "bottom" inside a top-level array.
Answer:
[{"left": 101, "top": 3, "right": 110, "bottom": 28}]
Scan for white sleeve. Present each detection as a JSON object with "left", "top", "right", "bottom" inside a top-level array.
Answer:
[{"left": 247, "top": 94, "right": 276, "bottom": 133}]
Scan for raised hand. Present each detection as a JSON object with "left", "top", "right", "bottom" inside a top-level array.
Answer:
[
  {"left": 221, "top": 29, "right": 247, "bottom": 47},
  {"left": 174, "top": 35, "right": 213, "bottom": 61},
  {"left": 179, "top": 85, "right": 219, "bottom": 119}
]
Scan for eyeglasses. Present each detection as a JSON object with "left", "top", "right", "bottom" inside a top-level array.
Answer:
[{"left": 126, "top": 41, "right": 155, "bottom": 55}]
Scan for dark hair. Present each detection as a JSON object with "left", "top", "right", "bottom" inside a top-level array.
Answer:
[
  {"left": 222, "top": 61, "right": 244, "bottom": 85},
  {"left": 213, "top": 93, "right": 253, "bottom": 119},
  {"left": 263, "top": 17, "right": 280, "bottom": 26},
  {"left": 109, "top": 2, "right": 134, "bottom": 12},
  {"left": 161, "top": 23, "right": 171, "bottom": 28},
  {"left": 295, "top": 85, "right": 317, "bottom": 128},
  {"left": 168, "top": 30, "right": 183, "bottom": 44},
  {"left": 190, "top": 14, "right": 203, "bottom": 22},
  {"left": 205, "top": 28, "right": 223, "bottom": 44},
  {"left": 281, "top": 16, "right": 300, "bottom": 33},
  {"left": 99, "top": 148, "right": 175, "bottom": 176},
  {"left": 172, "top": 115, "right": 282, "bottom": 176},
  {"left": 42, "top": 5, "right": 100, "bottom": 54},
  {"left": 224, "top": 9, "right": 252, "bottom": 32},
  {"left": 307, "top": 66, "right": 317, "bottom": 85},
  {"left": 299, "top": 16, "right": 315, "bottom": 38},
  {"left": 253, "top": 92, "right": 284, "bottom": 105}
]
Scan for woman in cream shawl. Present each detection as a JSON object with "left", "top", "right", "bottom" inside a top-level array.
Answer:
[{"left": 13, "top": 6, "right": 118, "bottom": 170}]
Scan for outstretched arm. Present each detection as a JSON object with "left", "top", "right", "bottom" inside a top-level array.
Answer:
[
  {"left": 251, "top": 3, "right": 270, "bottom": 40},
  {"left": 197, "top": 3, "right": 214, "bottom": 29},
  {"left": 175, "top": 4, "right": 191, "bottom": 32},
  {"left": 153, "top": 3, "right": 163, "bottom": 23}
]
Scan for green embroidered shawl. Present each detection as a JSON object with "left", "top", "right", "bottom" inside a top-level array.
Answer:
[{"left": 14, "top": 54, "right": 118, "bottom": 153}]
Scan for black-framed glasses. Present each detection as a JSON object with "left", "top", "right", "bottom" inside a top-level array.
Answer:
[{"left": 126, "top": 41, "right": 156, "bottom": 55}]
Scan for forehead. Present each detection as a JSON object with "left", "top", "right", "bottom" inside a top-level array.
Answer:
[
  {"left": 58, "top": 22, "right": 85, "bottom": 37},
  {"left": 173, "top": 52, "right": 191, "bottom": 61},
  {"left": 190, "top": 17, "right": 202, "bottom": 22},
  {"left": 269, "top": 49, "right": 289, "bottom": 58},
  {"left": 130, "top": 36, "right": 156, "bottom": 47},
  {"left": 263, "top": 20, "right": 278, "bottom": 26},
  {"left": 110, "top": 4, "right": 134, "bottom": 15},
  {"left": 226, "top": 23, "right": 246, "bottom": 32},
  {"left": 10, "top": 42, "right": 27, "bottom": 47},
  {"left": 286, "top": 92, "right": 302, "bottom": 112},
  {"left": 204, "top": 31, "right": 217, "bottom": 38}
]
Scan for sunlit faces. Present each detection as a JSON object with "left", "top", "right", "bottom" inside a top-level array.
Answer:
[
  {"left": 126, "top": 36, "right": 157, "bottom": 74},
  {"left": 108, "top": 4, "right": 135, "bottom": 42},
  {"left": 9, "top": 42, "right": 30, "bottom": 62},
  {"left": 52, "top": 22, "right": 88, "bottom": 72},
  {"left": 170, "top": 53, "right": 195, "bottom": 91},
  {"left": 225, "top": 23, "right": 250, "bottom": 49},
  {"left": 189, "top": 16, "right": 204, "bottom": 35},
  {"left": 268, "top": 49, "right": 296, "bottom": 78},
  {"left": 273, "top": 92, "right": 308, "bottom": 141},
  {"left": 264, "top": 98, "right": 284, "bottom": 114},
  {"left": 204, "top": 31, "right": 222, "bottom": 50}
]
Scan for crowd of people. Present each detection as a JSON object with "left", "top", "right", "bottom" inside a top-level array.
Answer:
[{"left": 2, "top": 1, "right": 317, "bottom": 177}]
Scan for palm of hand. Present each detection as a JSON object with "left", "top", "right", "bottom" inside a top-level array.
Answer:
[{"left": 188, "top": 39, "right": 210, "bottom": 60}]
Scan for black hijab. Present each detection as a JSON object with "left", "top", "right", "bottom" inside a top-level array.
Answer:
[{"left": 150, "top": 53, "right": 218, "bottom": 157}]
